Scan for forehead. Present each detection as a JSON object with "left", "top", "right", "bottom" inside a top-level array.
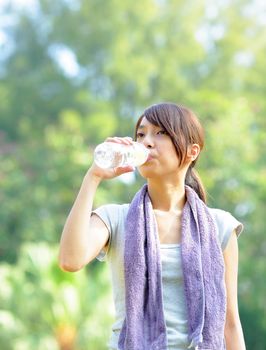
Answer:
[{"left": 137, "top": 116, "right": 160, "bottom": 129}]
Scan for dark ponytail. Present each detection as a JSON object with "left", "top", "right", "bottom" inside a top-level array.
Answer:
[{"left": 185, "top": 166, "right": 206, "bottom": 203}]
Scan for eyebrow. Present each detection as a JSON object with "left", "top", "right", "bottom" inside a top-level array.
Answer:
[{"left": 137, "top": 124, "right": 163, "bottom": 131}]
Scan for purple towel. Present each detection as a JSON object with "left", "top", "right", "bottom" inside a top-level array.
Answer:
[{"left": 118, "top": 185, "right": 226, "bottom": 350}]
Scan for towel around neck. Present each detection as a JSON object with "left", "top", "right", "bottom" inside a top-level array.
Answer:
[{"left": 118, "top": 184, "right": 226, "bottom": 350}]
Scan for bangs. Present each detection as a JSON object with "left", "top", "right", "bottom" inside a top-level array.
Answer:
[
  {"left": 135, "top": 103, "right": 176, "bottom": 137},
  {"left": 143, "top": 107, "right": 165, "bottom": 129}
]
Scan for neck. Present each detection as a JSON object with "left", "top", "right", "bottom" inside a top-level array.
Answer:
[{"left": 147, "top": 179, "right": 186, "bottom": 212}]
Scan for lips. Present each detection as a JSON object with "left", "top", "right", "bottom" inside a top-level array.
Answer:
[{"left": 146, "top": 154, "right": 154, "bottom": 162}]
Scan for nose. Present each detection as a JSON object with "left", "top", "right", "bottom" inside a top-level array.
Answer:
[{"left": 142, "top": 134, "right": 154, "bottom": 149}]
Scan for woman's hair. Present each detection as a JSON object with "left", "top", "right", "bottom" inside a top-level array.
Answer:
[{"left": 134, "top": 102, "right": 206, "bottom": 203}]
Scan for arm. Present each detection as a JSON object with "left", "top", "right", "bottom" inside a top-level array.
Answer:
[
  {"left": 223, "top": 230, "right": 246, "bottom": 350},
  {"left": 58, "top": 137, "right": 134, "bottom": 272},
  {"left": 59, "top": 169, "right": 105, "bottom": 272}
]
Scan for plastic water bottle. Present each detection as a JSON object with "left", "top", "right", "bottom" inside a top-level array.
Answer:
[{"left": 94, "top": 141, "right": 149, "bottom": 169}]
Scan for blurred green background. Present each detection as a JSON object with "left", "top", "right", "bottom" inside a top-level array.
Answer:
[{"left": 0, "top": 0, "right": 265, "bottom": 349}]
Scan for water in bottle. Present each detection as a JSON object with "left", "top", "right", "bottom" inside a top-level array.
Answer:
[{"left": 94, "top": 141, "right": 149, "bottom": 169}]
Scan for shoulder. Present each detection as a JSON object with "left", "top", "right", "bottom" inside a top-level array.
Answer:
[
  {"left": 93, "top": 203, "right": 129, "bottom": 262},
  {"left": 93, "top": 203, "right": 129, "bottom": 219},
  {"left": 92, "top": 203, "right": 129, "bottom": 233},
  {"left": 208, "top": 207, "right": 244, "bottom": 251}
]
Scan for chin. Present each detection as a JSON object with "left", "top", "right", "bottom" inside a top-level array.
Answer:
[{"left": 137, "top": 166, "right": 160, "bottom": 179}]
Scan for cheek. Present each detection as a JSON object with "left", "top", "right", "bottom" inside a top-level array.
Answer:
[{"left": 163, "top": 145, "right": 180, "bottom": 166}]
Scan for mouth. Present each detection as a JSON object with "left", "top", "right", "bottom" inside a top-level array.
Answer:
[{"left": 146, "top": 154, "right": 154, "bottom": 162}]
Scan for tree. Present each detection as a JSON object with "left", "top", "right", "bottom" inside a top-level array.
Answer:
[{"left": 0, "top": 0, "right": 265, "bottom": 347}]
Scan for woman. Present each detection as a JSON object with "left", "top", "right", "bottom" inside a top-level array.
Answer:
[{"left": 59, "top": 103, "right": 246, "bottom": 350}]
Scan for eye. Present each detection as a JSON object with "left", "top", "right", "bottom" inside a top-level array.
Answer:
[
  {"left": 136, "top": 132, "right": 145, "bottom": 139},
  {"left": 157, "top": 130, "right": 168, "bottom": 136}
]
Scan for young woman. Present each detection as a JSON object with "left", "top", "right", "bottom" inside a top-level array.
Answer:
[{"left": 59, "top": 103, "right": 246, "bottom": 350}]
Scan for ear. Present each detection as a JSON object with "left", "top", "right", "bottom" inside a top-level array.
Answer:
[{"left": 187, "top": 144, "right": 200, "bottom": 161}]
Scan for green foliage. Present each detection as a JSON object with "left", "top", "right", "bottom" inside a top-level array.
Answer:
[
  {"left": 0, "top": 243, "right": 113, "bottom": 350},
  {"left": 0, "top": 0, "right": 265, "bottom": 348}
]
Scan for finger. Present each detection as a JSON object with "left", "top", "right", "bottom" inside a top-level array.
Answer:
[
  {"left": 105, "top": 137, "right": 123, "bottom": 143},
  {"left": 114, "top": 165, "right": 135, "bottom": 176},
  {"left": 123, "top": 137, "right": 134, "bottom": 145},
  {"left": 116, "top": 137, "right": 134, "bottom": 145},
  {"left": 104, "top": 137, "right": 133, "bottom": 145}
]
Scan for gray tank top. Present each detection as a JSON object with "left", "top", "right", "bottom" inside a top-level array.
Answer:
[{"left": 93, "top": 204, "right": 243, "bottom": 350}]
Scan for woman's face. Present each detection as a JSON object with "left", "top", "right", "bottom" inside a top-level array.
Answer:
[{"left": 136, "top": 117, "right": 183, "bottom": 179}]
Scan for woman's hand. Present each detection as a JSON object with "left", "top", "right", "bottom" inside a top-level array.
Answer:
[{"left": 88, "top": 136, "right": 135, "bottom": 180}]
